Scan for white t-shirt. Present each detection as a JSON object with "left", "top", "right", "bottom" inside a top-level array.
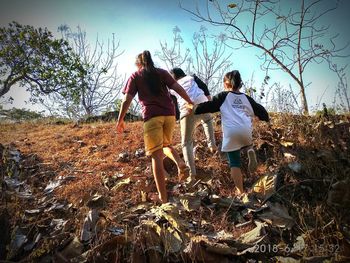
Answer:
[
  {"left": 171, "top": 75, "right": 208, "bottom": 118},
  {"left": 220, "top": 93, "right": 254, "bottom": 151},
  {"left": 194, "top": 91, "right": 269, "bottom": 152}
]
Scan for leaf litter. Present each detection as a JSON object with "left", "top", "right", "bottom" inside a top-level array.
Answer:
[{"left": 0, "top": 115, "right": 349, "bottom": 262}]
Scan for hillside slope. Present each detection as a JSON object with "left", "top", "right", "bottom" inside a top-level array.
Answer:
[{"left": 0, "top": 114, "right": 349, "bottom": 262}]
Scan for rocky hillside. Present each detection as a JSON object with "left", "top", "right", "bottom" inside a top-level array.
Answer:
[{"left": 0, "top": 114, "right": 349, "bottom": 262}]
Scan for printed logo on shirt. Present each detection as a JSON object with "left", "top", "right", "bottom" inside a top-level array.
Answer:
[{"left": 233, "top": 98, "right": 243, "bottom": 104}]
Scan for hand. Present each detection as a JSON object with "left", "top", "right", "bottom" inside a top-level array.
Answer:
[
  {"left": 185, "top": 103, "right": 194, "bottom": 114},
  {"left": 116, "top": 120, "right": 125, "bottom": 133},
  {"left": 185, "top": 102, "right": 194, "bottom": 110}
]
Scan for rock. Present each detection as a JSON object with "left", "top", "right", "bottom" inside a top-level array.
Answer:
[
  {"left": 118, "top": 152, "right": 129, "bottom": 162},
  {"left": 135, "top": 148, "right": 145, "bottom": 158}
]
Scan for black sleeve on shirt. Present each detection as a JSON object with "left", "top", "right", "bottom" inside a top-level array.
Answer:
[
  {"left": 192, "top": 74, "right": 210, "bottom": 96},
  {"left": 245, "top": 95, "right": 269, "bottom": 122},
  {"left": 194, "top": 91, "right": 228, "bottom": 114}
]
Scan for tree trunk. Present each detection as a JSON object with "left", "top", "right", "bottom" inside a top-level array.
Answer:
[
  {"left": 299, "top": 84, "right": 309, "bottom": 115},
  {"left": 0, "top": 85, "right": 10, "bottom": 97}
]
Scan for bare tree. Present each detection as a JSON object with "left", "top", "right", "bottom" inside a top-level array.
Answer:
[
  {"left": 181, "top": 0, "right": 349, "bottom": 114},
  {"left": 41, "top": 25, "right": 125, "bottom": 118},
  {"left": 265, "top": 83, "right": 301, "bottom": 113},
  {"left": 328, "top": 61, "right": 349, "bottom": 113},
  {"left": 243, "top": 73, "right": 302, "bottom": 113},
  {"left": 155, "top": 26, "right": 191, "bottom": 71},
  {"left": 189, "top": 26, "right": 231, "bottom": 93},
  {"left": 156, "top": 26, "right": 232, "bottom": 94}
]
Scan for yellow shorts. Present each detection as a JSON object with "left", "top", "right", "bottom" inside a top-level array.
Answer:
[{"left": 143, "top": 116, "right": 176, "bottom": 156}]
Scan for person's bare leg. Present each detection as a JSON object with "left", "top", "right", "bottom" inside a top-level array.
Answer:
[
  {"left": 163, "top": 146, "right": 188, "bottom": 180},
  {"left": 151, "top": 149, "right": 168, "bottom": 203},
  {"left": 230, "top": 167, "right": 244, "bottom": 194}
]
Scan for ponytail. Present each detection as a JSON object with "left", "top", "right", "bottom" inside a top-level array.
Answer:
[
  {"left": 140, "top": 50, "right": 163, "bottom": 95},
  {"left": 141, "top": 50, "right": 155, "bottom": 71}
]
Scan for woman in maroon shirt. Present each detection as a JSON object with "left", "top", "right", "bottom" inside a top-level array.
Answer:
[{"left": 116, "top": 51, "right": 193, "bottom": 203}]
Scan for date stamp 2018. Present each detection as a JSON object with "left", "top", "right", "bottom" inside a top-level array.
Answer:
[{"left": 253, "top": 243, "right": 341, "bottom": 254}]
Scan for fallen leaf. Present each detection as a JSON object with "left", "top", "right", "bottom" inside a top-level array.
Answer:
[
  {"left": 280, "top": 141, "right": 294, "bottom": 147},
  {"left": 179, "top": 194, "right": 201, "bottom": 212},
  {"left": 252, "top": 174, "right": 277, "bottom": 200},
  {"left": 237, "top": 221, "right": 267, "bottom": 245},
  {"left": 257, "top": 202, "right": 294, "bottom": 230},
  {"left": 112, "top": 177, "right": 131, "bottom": 191}
]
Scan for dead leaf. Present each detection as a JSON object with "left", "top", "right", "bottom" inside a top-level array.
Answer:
[
  {"left": 179, "top": 194, "right": 201, "bottom": 212},
  {"left": 283, "top": 152, "right": 296, "bottom": 159},
  {"left": 151, "top": 203, "right": 187, "bottom": 234},
  {"left": 228, "top": 3, "right": 237, "bottom": 8},
  {"left": 54, "top": 236, "right": 83, "bottom": 261},
  {"left": 324, "top": 121, "right": 334, "bottom": 128},
  {"left": 111, "top": 177, "right": 131, "bottom": 191},
  {"left": 237, "top": 221, "right": 267, "bottom": 245},
  {"left": 162, "top": 225, "right": 183, "bottom": 254},
  {"left": 184, "top": 236, "right": 234, "bottom": 263},
  {"left": 86, "top": 235, "right": 131, "bottom": 263},
  {"left": 257, "top": 202, "right": 294, "bottom": 229},
  {"left": 133, "top": 221, "right": 163, "bottom": 263},
  {"left": 280, "top": 141, "right": 294, "bottom": 147},
  {"left": 252, "top": 174, "right": 277, "bottom": 200},
  {"left": 80, "top": 209, "right": 100, "bottom": 244}
]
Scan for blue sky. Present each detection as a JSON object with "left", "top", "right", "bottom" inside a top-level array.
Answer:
[{"left": 0, "top": 0, "right": 349, "bottom": 112}]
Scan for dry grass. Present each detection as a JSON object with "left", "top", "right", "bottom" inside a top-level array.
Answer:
[{"left": 1, "top": 113, "right": 349, "bottom": 261}]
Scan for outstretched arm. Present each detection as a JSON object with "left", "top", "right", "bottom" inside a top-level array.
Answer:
[
  {"left": 194, "top": 91, "right": 228, "bottom": 114},
  {"left": 116, "top": 93, "right": 134, "bottom": 133},
  {"left": 170, "top": 82, "right": 194, "bottom": 105},
  {"left": 246, "top": 95, "right": 269, "bottom": 122}
]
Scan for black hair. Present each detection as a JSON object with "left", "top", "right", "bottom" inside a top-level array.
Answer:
[
  {"left": 223, "top": 70, "right": 242, "bottom": 89},
  {"left": 141, "top": 50, "right": 163, "bottom": 96},
  {"left": 170, "top": 68, "right": 186, "bottom": 80}
]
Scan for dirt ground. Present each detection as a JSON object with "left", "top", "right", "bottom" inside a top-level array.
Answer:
[{"left": 0, "top": 113, "right": 349, "bottom": 262}]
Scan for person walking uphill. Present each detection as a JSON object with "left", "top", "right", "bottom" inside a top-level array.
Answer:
[
  {"left": 116, "top": 51, "right": 194, "bottom": 204},
  {"left": 194, "top": 70, "right": 269, "bottom": 195},
  {"left": 170, "top": 68, "right": 217, "bottom": 180}
]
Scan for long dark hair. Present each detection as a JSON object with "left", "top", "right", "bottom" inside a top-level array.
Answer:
[
  {"left": 223, "top": 70, "right": 242, "bottom": 89},
  {"left": 141, "top": 50, "right": 163, "bottom": 96}
]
